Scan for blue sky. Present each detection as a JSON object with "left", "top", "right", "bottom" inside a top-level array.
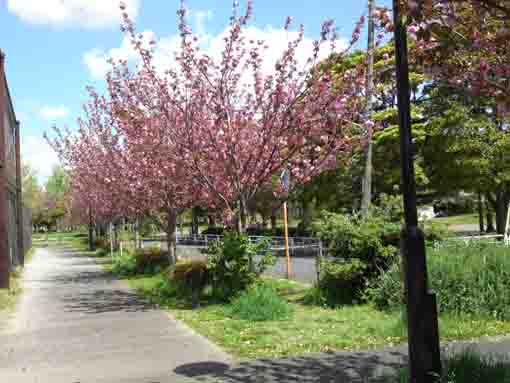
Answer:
[{"left": 1, "top": 0, "right": 390, "bottom": 183}]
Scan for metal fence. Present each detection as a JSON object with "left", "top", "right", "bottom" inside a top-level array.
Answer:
[{"left": 130, "top": 234, "right": 323, "bottom": 284}]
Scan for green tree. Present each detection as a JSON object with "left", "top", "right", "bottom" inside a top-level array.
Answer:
[{"left": 422, "top": 87, "right": 510, "bottom": 234}]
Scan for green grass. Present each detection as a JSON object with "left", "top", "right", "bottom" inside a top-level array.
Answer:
[
  {"left": 385, "top": 350, "right": 510, "bottom": 383},
  {"left": 125, "top": 273, "right": 510, "bottom": 359},
  {"left": 0, "top": 272, "right": 22, "bottom": 311},
  {"left": 228, "top": 284, "right": 294, "bottom": 321},
  {"left": 33, "top": 231, "right": 90, "bottom": 250},
  {"left": 369, "top": 244, "right": 510, "bottom": 320},
  {"left": 431, "top": 213, "right": 479, "bottom": 227},
  {"left": 0, "top": 248, "right": 35, "bottom": 312}
]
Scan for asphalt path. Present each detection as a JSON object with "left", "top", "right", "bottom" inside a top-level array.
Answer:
[{"left": 0, "top": 246, "right": 231, "bottom": 383}]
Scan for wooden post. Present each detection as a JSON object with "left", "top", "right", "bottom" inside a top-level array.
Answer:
[
  {"left": 0, "top": 51, "right": 10, "bottom": 289},
  {"left": 283, "top": 201, "right": 292, "bottom": 279},
  {"left": 15, "top": 120, "right": 23, "bottom": 266},
  {"left": 392, "top": 2, "right": 442, "bottom": 382}
]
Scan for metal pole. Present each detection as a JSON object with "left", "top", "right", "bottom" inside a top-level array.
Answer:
[
  {"left": 393, "top": 2, "right": 441, "bottom": 382},
  {"left": 283, "top": 201, "right": 292, "bottom": 279}
]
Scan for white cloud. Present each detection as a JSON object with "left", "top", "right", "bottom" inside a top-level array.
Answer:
[
  {"left": 7, "top": 0, "right": 140, "bottom": 28},
  {"left": 83, "top": 30, "right": 156, "bottom": 80},
  {"left": 21, "top": 135, "right": 59, "bottom": 183},
  {"left": 38, "top": 106, "right": 70, "bottom": 120},
  {"left": 83, "top": 10, "right": 347, "bottom": 86},
  {"left": 207, "top": 26, "right": 347, "bottom": 78},
  {"left": 191, "top": 9, "right": 213, "bottom": 38}
]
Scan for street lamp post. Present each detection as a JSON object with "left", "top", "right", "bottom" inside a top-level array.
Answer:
[{"left": 392, "top": 1, "right": 442, "bottom": 382}]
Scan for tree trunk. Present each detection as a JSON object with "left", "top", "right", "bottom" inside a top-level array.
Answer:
[
  {"left": 166, "top": 210, "right": 178, "bottom": 265},
  {"left": 301, "top": 198, "right": 313, "bottom": 232},
  {"left": 239, "top": 197, "right": 247, "bottom": 232},
  {"left": 113, "top": 222, "right": 119, "bottom": 250},
  {"left": 208, "top": 214, "right": 216, "bottom": 228},
  {"left": 88, "top": 208, "right": 96, "bottom": 251},
  {"left": 477, "top": 191, "right": 485, "bottom": 233},
  {"left": 486, "top": 208, "right": 495, "bottom": 233},
  {"left": 134, "top": 218, "right": 141, "bottom": 249},
  {"left": 495, "top": 193, "right": 508, "bottom": 235},
  {"left": 191, "top": 207, "right": 199, "bottom": 235},
  {"left": 270, "top": 212, "right": 277, "bottom": 230},
  {"left": 261, "top": 213, "right": 268, "bottom": 229}
]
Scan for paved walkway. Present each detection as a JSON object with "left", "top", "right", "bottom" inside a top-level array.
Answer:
[{"left": 0, "top": 246, "right": 231, "bottom": 383}]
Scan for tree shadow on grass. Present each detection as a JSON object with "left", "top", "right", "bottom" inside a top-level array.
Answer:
[{"left": 174, "top": 349, "right": 407, "bottom": 382}]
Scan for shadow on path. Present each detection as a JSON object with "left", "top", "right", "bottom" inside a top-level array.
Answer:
[
  {"left": 62, "top": 289, "right": 155, "bottom": 314},
  {"left": 174, "top": 349, "right": 407, "bottom": 382}
]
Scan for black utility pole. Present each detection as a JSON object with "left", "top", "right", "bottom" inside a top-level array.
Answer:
[{"left": 392, "top": 1, "right": 442, "bottom": 382}]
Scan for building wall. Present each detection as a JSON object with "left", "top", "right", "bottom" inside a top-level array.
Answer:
[{"left": 0, "top": 51, "right": 29, "bottom": 284}]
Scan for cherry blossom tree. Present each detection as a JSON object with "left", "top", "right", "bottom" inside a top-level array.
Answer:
[
  {"left": 48, "top": 84, "right": 201, "bottom": 264},
  {"left": 115, "top": 1, "right": 369, "bottom": 231},
  {"left": 405, "top": 0, "right": 510, "bottom": 115}
]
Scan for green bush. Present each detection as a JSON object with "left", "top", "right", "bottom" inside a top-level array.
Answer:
[
  {"left": 111, "top": 252, "right": 138, "bottom": 276},
  {"left": 206, "top": 232, "right": 275, "bottom": 301},
  {"left": 373, "top": 193, "right": 404, "bottom": 223},
  {"left": 94, "top": 237, "right": 109, "bottom": 250},
  {"left": 364, "top": 261, "right": 404, "bottom": 310},
  {"left": 110, "top": 247, "right": 169, "bottom": 276},
  {"left": 133, "top": 247, "right": 169, "bottom": 274},
  {"left": 318, "top": 259, "right": 368, "bottom": 304},
  {"left": 170, "top": 260, "right": 209, "bottom": 304},
  {"left": 367, "top": 243, "right": 510, "bottom": 319},
  {"left": 313, "top": 211, "right": 397, "bottom": 305},
  {"left": 422, "top": 222, "right": 449, "bottom": 243},
  {"left": 228, "top": 284, "right": 294, "bottom": 321}
]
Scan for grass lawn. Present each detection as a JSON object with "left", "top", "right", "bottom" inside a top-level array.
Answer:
[
  {"left": 33, "top": 232, "right": 91, "bottom": 251},
  {"left": 126, "top": 274, "right": 510, "bottom": 359},
  {"left": 431, "top": 213, "right": 479, "bottom": 227}
]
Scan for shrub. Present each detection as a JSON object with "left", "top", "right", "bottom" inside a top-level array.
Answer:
[
  {"left": 422, "top": 222, "right": 449, "bottom": 243},
  {"left": 133, "top": 247, "right": 169, "bottom": 274},
  {"left": 302, "top": 286, "right": 328, "bottom": 306},
  {"left": 111, "top": 252, "right": 138, "bottom": 276},
  {"left": 201, "top": 227, "right": 225, "bottom": 236},
  {"left": 94, "top": 237, "right": 109, "bottom": 250},
  {"left": 364, "top": 261, "right": 404, "bottom": 310},
  {"left": 367, "top": 243, "right": 510, "bottom": 319},
  {"left": 206, "top": 232, "right": 275, "bottom": 301},
  {"left": 317, "top": 258, "right": 368, "bottom": 304},
  {"left": 170, "top": 260, "right": 209, "bottom": 304},
  {"left": 111, "top": 247, "right": 170, "bottom": 276},
  {"left": 313, "top": 211, "right": 397, "bottom": 305},
  {"left": 373, "top": 193, "right": 404, "bottom": 223},
  {"left": 228, "top": 284, "right": 294, "bottom": 321}
]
